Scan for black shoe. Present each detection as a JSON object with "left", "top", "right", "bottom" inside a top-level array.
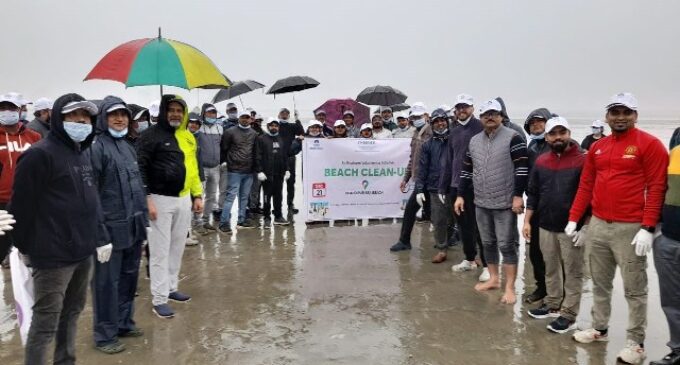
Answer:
[
  {"left": 202, "top": 223, "right": 216, "bottom": 231},
  {"left": 236, "top": 220, "right": 257, "bottom": 229},
  {"left": 250, "top": 207, "right": 263, "bottom": 215},
  {"left": 289, "top": 205, "right": 299, "bottom": 215},
  {"left": 416, "top": 217, "right": 430, "bottom": 224},
  {"left": 547, "top": 316, "right": 577, "bottom": 334},
  {"left": 219, "top": 224, "right": 232, "bottom": 234},
  {"left": 212, "top": 209, "right": 222, "bottom": 219},
  {"left": 168, "top": 291, "right": 191, "bottom": 303},
  {"left": 524, "top": 288, "right": 547, "bottom": 303},
  {"left": 390, "top": 241, "right": 412, "bottom": 252},
  {"left": 651, "top": 351, "right": 680, "bottom": 365},
  {"left": 274, "top": 216, "right": 290, "bottom": 226},
  {"left": 263, "top": 217, "right": 271, "bottom": 229},
  {"left": 527, "top": 304, "right": 560, "bottom": 319}
]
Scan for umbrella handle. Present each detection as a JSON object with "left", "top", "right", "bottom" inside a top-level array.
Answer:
[
  {"left": 239, "top": 96, "right": 245, "bottom": 110},
  {"left": 293, "top": 93, "right": 296, "bottom": 115}
]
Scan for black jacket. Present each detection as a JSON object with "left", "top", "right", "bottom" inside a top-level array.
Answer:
[
  {"left": 279, "top": 120, "right": 305, "bottom": 156},
  {"left": 136, "top": 95, "right": 187, "bottom": 197},
  {"left": 9, "top": 93, "right": 109, "bottom": 269},
  {"left": 255, "top": 133, "right": 289, "bottom": 177},
  {"left": 220, "top": 125, "right": 257, "bottom": 173},
  {"left": 416, "top": 131, "right": 448, "bottom": 194},
  {"left": 91, "top": 96, "right": 148, "bottom": 250}
]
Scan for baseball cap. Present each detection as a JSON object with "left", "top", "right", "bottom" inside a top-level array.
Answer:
[
  {"left": 591, "top": 119, "right": 605, "bottom": 128},
  {"left": 106, "top": 103, "right": 128, "bottom": 113},
  {"left": 33, "top": 97, "right": 53, "bottom": 111},
  {"left": 308, "top": 120, "right": 323, "bottom": 128},
  {"left": 254, "top": 113, "right": 264, "bottom": 121},
  {"left": 315, "top": 109, "right": 326, "bottom": 116},
  {"left": 430, "top": 108, "right": 448, "bottom": 121},
  {"left": 7, "top": 92, "right": 29, "bottom": 106},
  {"left": 61, "top": 100, "right": 99, "bottom": 115},
  {"left": 409, "top": 104, "right": 427, "bottom": 117},
  {"left": 148, "top": 100, "right": 160, "bottom": 117},
  {"left": 545, "top": 116, "right": 570, "bottom": 133},
  {"left": 0, "top": 93, "right": 22, "bottom": 108},
  {"left": 479, "top": 99, "right": 503, "bottom": 115},
  {"left": 395, "top": 112, "right": 407, "bottom": 120},
  {"left": 205, "top": 105, "right": 217, "bottom": 113},
  {"left": 360, "top": 123, "right": 372, "bottom": 131},
  {"left": 238, "top": 110, "right": 251, "bottom": 117},
  {"left": 226, "top": 102, "right": 238, "bottom": 110},
  {"left": 455, "top": 94, "right": 474, "bottom": 107},
  {"left": 334, "top": 120, "right": 346, "bottom": 127},
  {"left": 606, "top": 92, "right": 638, "bottom": 111},
  {"left": 188, "top": 112, "right": 201, "bottom": 122},
  {"left": 342, "top": 110, "right": 355, "bottom": 117},
  {"left": 267, "top": 117, "right": 279, "bottom": 125},
  {"left": 380, "top": 106, "right": 393, "bottom": 113}
]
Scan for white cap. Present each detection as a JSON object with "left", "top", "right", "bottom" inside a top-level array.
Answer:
[
  {"left": 438, "top": 104, "right": 452, "bottom": 112},
  {"left": 238, "top": 110, "right": 251, "bottom": 117},
  {"left": 106, "top": 104, "right": 127, "bottom": 113},
  {"left": 308, "top": 120, "right": 323, "bottom": 128},
  {"left": 606, "top": 92, "right": 638, "bottom": 111},
  {"left": 410, "top": 104, "right": 427, "bottom": 117},
  {"left": 479, "top": 99, "right": 503, "bottom": 115},
  {"left": 315, "top": 109, "right": 326, "bottom": 116},
  {"left": 360, "top": 123, "right": 372, "bottom": 131},
  {"left": 455, "top": 93, "right": 474, "bottom": 107},
  {"left": 334, "top": 120, "right": 346, "bottom": 127},
  {"left": 411, "top": 101, "right": 426, "bottom": 109},
  {"left": 61, "top": 100, "right": 98, "bottom": 115},
  {"left": 342, "top": 110, "right": 354, "bottom": 117},
  {"left": 33, "top": 97, "right": 53, "bottom": 111},
  {"left": 266, "top": 117, "right": 279, "bottom": 124},
  {"left": 7, "top": 92, "right": 29, "bottom": 106},
  {"left": 592, "top": 119, "right": 605, "bottom": 128},
  {"left": 0, "top": 93, "right": 22, "bottom": 108},
  {"left": 205, "top": 105, "right": 217, "bottom": 113},
  {"left": 545, "top": 116, "right": 570, "bottom": 133},
  {"left": 148, "top": 100, "right": 160, "bottom": 117},
  {"left": 395, "top": 112, "right": 408, "bottom": 120}
]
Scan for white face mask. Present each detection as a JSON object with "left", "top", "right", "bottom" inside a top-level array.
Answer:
[
  {"left": 20, "top": 111, "right": 28, "bottom": 121},
  {"left": 0, "top": 110, "right": 20, "bottom": 126},
  {"left": 136, "top": 121, "right": 149, "bottom": 132},
  {"left": 63, "top": 121, "right": 92, "bottom": 142}
]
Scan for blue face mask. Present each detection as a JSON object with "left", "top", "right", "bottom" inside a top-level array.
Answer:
[
  {"left": 63, "top": 121, "right": 92, "bottom": 142},
  {"left": 108, "top": 127, "right": 128, "bottom": 138},
  {"left": 413, "top": 119, "right": 426, "bottom": 128},
  {"left": 204, "top": 117, "right": 217, "bottom": 125},
  {"left": 529, "top": 132, "right": 545, "bottom": 141},
  {"left": 136, "top": 121, "right": 149, "bottom": 132}
]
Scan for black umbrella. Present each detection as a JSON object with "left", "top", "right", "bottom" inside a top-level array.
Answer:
[
  {"left": 267, "top": 75, "right": 319, "bottom": 95},
  {"left": 389, "top": 103, "right": 410, "bottom": 112},
  {"left": 212, "top": 80, "right": 265, "bottom": 104},
  {"left": 356, "top": 85, "right": 407, "bottom": 106}
]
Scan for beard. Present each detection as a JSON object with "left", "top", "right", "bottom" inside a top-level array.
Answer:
[
  {"left": 169, "top": 120, "right": 181, "bottom": 128},
  {"left": 551, "top": 140, "right": 567, "bottom": 153}
]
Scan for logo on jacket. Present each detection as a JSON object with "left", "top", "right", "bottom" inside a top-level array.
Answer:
[
  {"left": 594, "top": 149, "right": 602, "bottom": 155},
  {"left": 623, "top": 145, "right": 638, "bottom": 159},
  {"left": 0, "top": 141, "right": 31, "bottom": 153}
]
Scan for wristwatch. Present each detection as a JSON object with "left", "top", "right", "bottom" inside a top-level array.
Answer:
[{"left": 641, "top": 225, "right": 655, "bottom": 233}]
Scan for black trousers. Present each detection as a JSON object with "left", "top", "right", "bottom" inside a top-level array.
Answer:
[
  {"left": 398, "top": 191, "right": 429, "bottom": 245},
  {"left": 263, "top": 175, "right": 284, "bottom": 218},
  {"left": 286, "top": 157, "right": 296, "bottom": 207},
  {"left": 529, "top": 214, "right": 546, "bottom": 294},
  {"left": 450, "top": 189, "right": 486, "bottom": 265}
]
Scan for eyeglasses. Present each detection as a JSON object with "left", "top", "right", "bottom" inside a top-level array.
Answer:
[
  {"left": 455, "top": 104, "right": 472, "bottom": 110},
  {"left": 608, "top": 108, "right": 635, "bottom": 117},
  {"left": 481, "top": 111, "right": 501, "bottom": 118}
]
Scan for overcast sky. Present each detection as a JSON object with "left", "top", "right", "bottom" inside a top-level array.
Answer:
[{"left": 3, "top": 0, "right": 680, "bottom": 120}]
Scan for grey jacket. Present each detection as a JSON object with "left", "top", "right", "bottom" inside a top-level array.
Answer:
[
  {"left": 392, "top": 126, "right": 416, "bottom": 139},
  {"left": 403, "top": 124, "right": 432, "bottom": 183},
  {"left": 27, "top": 118, "right": 49, "bottom": 139},
  {"left": 467, "top": 126, "right": 518, "bottom": 209},
  {"left": 197, "top": 123, "right": 223, "bottom": 168}
]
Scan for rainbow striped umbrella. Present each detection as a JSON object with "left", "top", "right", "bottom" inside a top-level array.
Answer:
[{"left": 85, "top": 31, "right": 229, "bottom": 90}]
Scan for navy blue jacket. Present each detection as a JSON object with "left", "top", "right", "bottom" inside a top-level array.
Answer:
[
  {"left": 438, "top": 117, "right": 483, "bottom": 194},
  {"left": 91, "top": 96, "right": 149, "bottom": 251},
  {"left": 9, "top": 93, "right": 109, "bottom": 269},
  {"left": 416, "top": 131, "right": 448, "bottom": 194}
]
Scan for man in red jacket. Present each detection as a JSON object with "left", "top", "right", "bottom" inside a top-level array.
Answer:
[
  {"left": 567, "top": 92, "right": 668, "bottom": 365},
  {"left": 0, "top": 93, "right": 41, "bottom": 267}
]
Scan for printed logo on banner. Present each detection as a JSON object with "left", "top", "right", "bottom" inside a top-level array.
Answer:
[
  {"left": 361, "top": 180, "right": 369, "bottom": 190},
  {"left": 312, "top": 182, "right": 326, "bottom": 198},
  {"left": 309, "top": 202, "right": 329, "bottom": 218},
  {"left": 310, "top": 140, "right": 323, "bottom": 151}
]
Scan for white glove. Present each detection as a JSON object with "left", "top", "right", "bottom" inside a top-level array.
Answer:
[
  {"left": 257, "top": 172, "right": 267, "bottom": 182},
  {"left": 438, "top": 194, "right": 446, "bottom": 205},
  {"left": 631, "top": 229, "right": 653, "bottom": 256},
  {"left": 572, "top": 225, "right": 588, "bottom": 247},
  {"left": 564, "top": 221, "right": 578, "bottom": 237},
  {"left": 97, "top": 244, "right": 113, "bottom": 263},
  {"left": 416, "top": 193, "right": 426, "bottom": 207},
  {"left": 285, "top": 171, "right": 291, "bottom": 181},
  {"left": 0, "top": 210, "right": 15, "bottom": 236},
  {"left": 220, "top": 162, "right": 227, "bottom": 168}
]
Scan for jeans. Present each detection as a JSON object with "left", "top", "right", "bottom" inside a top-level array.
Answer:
[
  {"left": 429, "top": 192, "right": 451, "bottom": 248},
  {"left": 262, "top": 175, "right": 284, "bottom": 218},
  {"left": 25, "top": 258, "right": 92, "bottom": 365},
  {"left": 218, "top": 164, "right": 229, "bottom": 210},
  {"left": 220, "top": 172, "right": 253, "bottom": 225},
  {"left": 202, "top": 166, "right": 221, "bottom": 220},
  {"left": 654, "top": 234, "right": 680, "bottom": 351},
  {"left": 475, "top": 207, "right": 518, "bottom": 265},
  {"left": 92, "top": 242, "right": 143, "bottom": 346},
  {"left": 451, "top": 189, "right": 486, "bottom": 265}
]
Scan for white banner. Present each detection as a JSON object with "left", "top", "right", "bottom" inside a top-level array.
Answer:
[{"left": 302, "top": 138, "right": 412, "bottom": 221}]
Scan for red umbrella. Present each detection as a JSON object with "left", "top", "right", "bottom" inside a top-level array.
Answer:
[{"left": 314, "top": 99, "right": 370, "bottom": 129}]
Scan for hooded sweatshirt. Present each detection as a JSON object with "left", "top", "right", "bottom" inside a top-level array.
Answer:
[
  {"left": 90, "top": 96, "right": 148, "bottom": 250},
  {"left": 9, "top": 93, "right": 109, "bottom": 269},
  {"left": 495, "top": 97, "right": 527, "bottom": 143},
  {"left": 197, "top": 103, "right": 223, "bottom": 168},
  {"left": 0, "top": 123, "right": 41, "bottom": 203},
  {"left": 523, "top": 108, "right": 553, "bottom": 169},
  {"left": 136, "top": 95, "right": 202, "bottom": 198}
]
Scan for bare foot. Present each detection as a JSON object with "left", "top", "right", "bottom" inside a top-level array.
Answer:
[
  {"left": 474, "top": 280, "right": 500, "bottom": 291},
  {"left": 500, "top": 290, "right": 516, "bottom": 304}
]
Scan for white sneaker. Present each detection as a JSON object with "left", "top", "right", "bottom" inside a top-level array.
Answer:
[
  {"left": 452, "top": 260, "right": 478, "bottom": 272},
  {"left": 572, "top": 328, "right": 609, "bottom": 344},
  {"left": 186, "top": 235, "right": 199, "bottom": 246},
  {"left": 617, "top": 339, "right": 646, "bottom": 365},
  {"left": 478, "top": 267, "right": 490, "bottom": 282}
]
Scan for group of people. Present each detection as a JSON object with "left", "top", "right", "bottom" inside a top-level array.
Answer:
[{"left": 0, "top": 89, "right": 678, "bottom": 365}]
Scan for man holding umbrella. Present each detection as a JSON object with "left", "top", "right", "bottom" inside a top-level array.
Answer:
[
  {"left": 278, "top": 108, "right": 305, "bottom": 215},
  {"left": 381, "top": 106, "right": 398, "bottom": 131}
]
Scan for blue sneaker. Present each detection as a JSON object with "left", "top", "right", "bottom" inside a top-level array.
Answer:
[
  {"left": 152, "top": 304, "right": 175, "bottom": 319},
  {"left": 169, "top": 291, "right": 192, "bottom": 303},
  {"left": 390, "top": 241, "right": 412, "bottom": 252}
]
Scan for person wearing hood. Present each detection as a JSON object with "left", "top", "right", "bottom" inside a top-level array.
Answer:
[
  {"left": 371, "top": 114, "right": 393, "bottom": 139},
  {"left": 380, "top": 106, "right": 398, "bottom": 131},
  {"left": 126, "top": 105, "right": 150, "bottom": 145},
  {"left": 581, "top": 119, "right": 607, "bottom": 151},
  {"left": 439, "top": 94, "right": 489, "bottom": 282},
  {"left": 390, "top": 104, "right": 433, "bottom": 252},
  {"left": 495, "top": 96, "right": 527, "bottom": 142},
  {"left": 523, "top": 117, "right": 587, "bottom": 334},
  {"left": 391, "top": 113, "right": 415, "bottom": 138},
  {"left": 223, "top": 102, "right": 239, "bottom": 129},
  {"left": 9, "top": 94, "right": 108, "bottom": 364},
  {"left": 278, "top": 107, "right": 305, "bottom": 216},
  {"left": 219, "top": 110, "right": 258, "bottom": 232},
  {"left": 196, "top": 103, "right": 224, "bottom": 230},
  {"left": 454, "top": 99, "right": 529, "bottom": 305},
  {"left": 89, "top": 96, "right": 149, "bottom": 354},
  {"left": 341, "top": 110, "right": 359, "bottom": 137},
  {"left": 27, "top": 97, "right": 52, "bottom": 138},
  {"left": 522, "top": 107, "right": 553, "bottom": 304},
  {"left": 255, "top": 118, "right": 291, "bottom": 227},
  {"left": 332, "top": 120, "right": 349, "bottom": 138},
  {"left": 136, "top": 94, "right": 203, "bottom": 319},
  {"left": 415, "top": 109, "right": 451, "bottom": 263}
]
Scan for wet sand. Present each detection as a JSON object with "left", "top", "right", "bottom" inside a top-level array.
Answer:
[{"left": 0, "top": 220, "right": 670, "bottom": 364}]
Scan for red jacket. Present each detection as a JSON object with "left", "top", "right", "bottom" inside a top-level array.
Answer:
[
  {"left": 569, "top": 127, "right": 668, "bottom": 227},
  {"left": 0, "top": 125, "right": 41, "bottom": 203}
]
